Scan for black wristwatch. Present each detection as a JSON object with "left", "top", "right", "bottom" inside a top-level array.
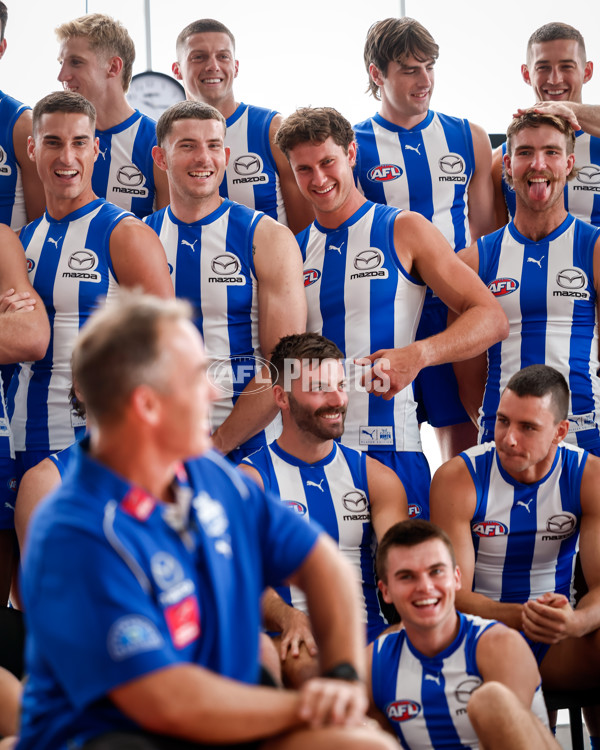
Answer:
[{"left": 322, "top": 662, "right": 361, "bottom": 682}]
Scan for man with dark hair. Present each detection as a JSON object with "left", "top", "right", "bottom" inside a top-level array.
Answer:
[
  {"left": 368, "top": 519, "right": 555, "bottom": 749},
  {"left": 493, "top": 21, "right": 600, "bottom": 227},
  {"left": 0, "top": 0, "right": 44, "bottom": 228},
  {"left": 240, "top": 332, "right": 408, "bottom": 685},
  {"left": 145, "top": 100, "right": 305, "bottom": 460},
  {"left": 18, "top": 290, "right": 397, "bottom": 750},
  {"left": 56, "top": 13, "right": 169, "bottom": 218},
  {"left": 455, "top": 111, "right": 600, "bottom": 454},
  {"left": 275, "top": 105, "right": 507, "bottom": 519},
  {"left": 173, "top": 19, "right": 313, "bottom": 233},
  {"left": 353, "top": 17, "right": 496, "bottom": 462},
  {"left": 430, "top": 364, "right": 600, "bottom": 739},
  {"left": 8, "top": 91, "right": 172, "bottom": 482}
]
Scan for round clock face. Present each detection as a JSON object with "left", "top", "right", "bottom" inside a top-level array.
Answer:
[{"left": 127, "top": 71, "right": 186, "bottom": 120}]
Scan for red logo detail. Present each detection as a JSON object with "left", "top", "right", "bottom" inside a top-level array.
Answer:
[
  {"left": 121, "top": 487, "right": 156, "bottom": 521},
  {"left": 472, "top": 520, "right": 508, "bottom": 537},
  {"left": 386, "top": 700, "right": 421, "bottom": 722},
  {"left": 165, "top": 595, "right": 200, "bottom": 649},
  {"left": 304, "top": 268, "right": 321, "bottom": 287}
]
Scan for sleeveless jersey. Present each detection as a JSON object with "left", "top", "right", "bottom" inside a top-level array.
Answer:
[
  {"left": 372, "top": 613, "right": 506, "bottom": 749},
  {"left": 478, "top": 215, "right": 600, "bottom": 449},
  {"left": 501, "top": 131, "right": 600, "bottom": 227},
  {"left": 144, "top": 201, "right": 268, "bottom": 445},
  {"left": 0, "top": 90, "right": 28, "bottom": 229},
  {"left": 7, "top": 199, "right": 128, "bottom": 452},
  {"left": 297, "top": 201, "right": 425, "bottom": 452},
  {"left": 461, "top": 441, "right": 586, "bottom": 603},
  {"left": 243, "top": 441, "right": 387, "bottom": 641},
  {"left": 354, "top": 111, "right": 475, "bottom": 253},
  {"left": 93, "top": 109, "right": 158, "bottom": 218},
  {"left": 219, "top": 103, "right": 287, "bottom": 225}
]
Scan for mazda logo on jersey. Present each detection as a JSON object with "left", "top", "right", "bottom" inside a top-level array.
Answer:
[
  {"left": 0, "top": 146, "right": 12, "bottom": 176},
  {"left": 304, "top": 268, "right": 321, "bottom": 287},
  {"left": 488, "top": 278, "right": 519, "bottom": 297},
  {"left": 211, "top": 254, "right": 240, "bottom": 275},
  {"left": 367, "top": 164, "right": 403, "bottom": 182},
  {"left": 353, "top": 249, "right": 382, "bottom": 270},
  {"left": 116, "top": 165, "right": 144, "bottom": 187},
  {"left": 471, "top": 520, "right": 508, "bottom": 537},
  {"left": 556, "top": 268, "right": 586, "bottom": 289},
  {"left": 284, "top": 500, "right": 308, "bottom": 516},
  {"left": 0, "top": 146, "right": 6, "bottom": 165},
  {"left": 439, "top": 153, "right": 465, "bottom": 174},
  {"left": 386, "top": 700, "right": 421, "bottom": 722},
  {"left": 546, "top": 514, "right": 576, "bottom": 533},
  {"left": 68, "top": 250, "right": 97, "bottom": 271},
  {"left": 577, "top": 165, "right": 600, "bottom": 185},
  {"left": 455, "top": 678, "right": 482, "bottom": 704},
  {"left": 233, "top": 154, "right": 262, "bottom": 176},
  {"left": 342, "top": 491, "right": 367, "bottom": 513}
]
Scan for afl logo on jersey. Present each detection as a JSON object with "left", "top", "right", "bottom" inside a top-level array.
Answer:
[
  {"left": 367, "top": 164, "right": 403, "bottom": 182},
  {"left": 472, "top": 520, "right": 508, "bottom": 537},
  {"left": 304, "top": 268, "right": 321, "bottom": 287},
  {"left": 386, "top": 700, "right": 421, "bottom": 722},
  {"left": 408, "top": 503, "right": 422, "bottom": 518},
  {"left": 284, "top": 500, "right": 308, "bottom": 516},
  {"left": 488, "top": 277, "right": 519, "bottom": 297},
  {"left": 26, "top": 258, "right": 35, "bottom": 273}
]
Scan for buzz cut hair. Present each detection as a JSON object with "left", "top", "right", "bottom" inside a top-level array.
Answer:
[
  {"left": 376, "top": 519, "right": 456, "bottom": 583},
  {"left": 363, "top": 17, "right": 439, "bottom": 100},
  {"left": 526, "top": 22, "right": 586, "bottom": 66},
  {"left": 176, "top": 18, "right": 235, "bottom": 58},
  {"left": 275, "top": 107, "right": 355, "bottom": 159},
  {"left": 32, "top": 91, "right": 97, "bottom": 136},
  {"left": 156, "top": 100, "right": 226, "bottom": 146},
  {"left": 504, "top": 364, "right": 569, "bottom": 423},
  {"left": 55, "top": 13, "right": 136, "bottom": 92}
]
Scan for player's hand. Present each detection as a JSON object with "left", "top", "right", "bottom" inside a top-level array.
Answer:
[
  {"left": 278, "top": 607, "right": 318, "bottom": 661},
  {"left": 356, "top": 344, "right": 423, "bottom": 400},
  {"left": 522, "top": 592, "right": 579, "bottom": 643},
  {"left": 0, "top": 289, "right": 37, "bottom": 314},
  {"left": 513, "top": 102, "right": 580, "bottom": 131},
  {"left": 297, "top": 677, "right": 368, "bottom": 728}
]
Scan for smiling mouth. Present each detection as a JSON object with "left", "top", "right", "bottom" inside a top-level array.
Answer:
[
  {"left": 313, "top": 184, "right": 335, "bottom": 195},
  {"left": 55, "top": 169, "right": 79, "bottom": 179},
  {"left": 189, "top": 170, "right": 213, "bottom": 179},
  {"left": 413, "top": 597, "right": 439, "bottom": 608},
  {"left": 202, "top": 78, "right": 223, "bottom": 85}
]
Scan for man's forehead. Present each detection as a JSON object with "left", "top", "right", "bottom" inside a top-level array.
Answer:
[
  {"left": 38, "top": 111, "right": 94, "bottom": 135},
  {"left": 170, "top": 117, "right": 224, "bottom": 139},
  {"left": 184, "top": 31, "right": 234, "bottom": 54},
  {"left": 396, "top": 52, "right": 435, "bottom": 68},
  {"left": 528, "top": 39, "right": 585, "bottom": 66},
  {"left": 388, "top": 539, "right": 451, "bottom": 569},
  {"left": 512, "top": 125, "right": 567, "bottom": 149}
]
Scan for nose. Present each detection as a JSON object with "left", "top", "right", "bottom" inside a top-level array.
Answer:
[
  {"left": 205, "top": 53, "right": 220, "bottom": 71},
  {"left": 57, "top": 62, "right": 69, "bottom": 84},
  {"left": 311, "top": 166, "right": 328, "bottom": 187},
  {"left": 416, "top": 67, "right": 432, "bottom": 88},
  {"left": 530, "top": 150, "right": 548, "bottom": 171},
  {"left": 546, "top": 65, "right": 563, "bottom": 85}
]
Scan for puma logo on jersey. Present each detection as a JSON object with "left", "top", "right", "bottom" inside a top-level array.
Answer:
[
  {"left": 404, "top": 144, "right": 421, "bottom": 155},
  {"left": 98, "top": 147, "right": 108, "bottom": 160},
  {"left": 181, "top": 239, "right": 197, "bottom": 252},
  {"left": 527, "top": 256, "right": 544, "bottom": 268},
  {"left": 47, "top": 236, "right": 63, "bottom": 248},
  {"left": 425, "top": 674, "right": 441, "bottom": 685},
  {"left": 362, "top": 428, "right": 376, "bottom": 439},
  {"left": 517, "top": 498, "right": 534, "bottom": 513},
  {"left": 306, "top": 479, "right": 325, "bottom": 492},
  {"left": 329, "top": 242, "right": 344, "bottom": 254}
]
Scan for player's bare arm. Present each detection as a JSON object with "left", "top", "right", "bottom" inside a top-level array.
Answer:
[
  {"left": 466, "top": 122, "right": 496, "bottom": 241},
  {"left": 366, "top": 456, "right": 409, "bottom": 539},
  {"left": 13, "top": 109, "right": 45, "bottom": 223},
  {"left": 491, "top": 145, "right": 509, "bottom": 229}
]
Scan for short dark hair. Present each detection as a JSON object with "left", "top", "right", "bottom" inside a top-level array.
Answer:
[
  {"left": 527, "top": 22, "right": 586, "bottom": 66},
  {"left": 156, "top": 100, "right": 225, "bottom": 146},
  {"left": 0, "top": 2, "right": 7, "bottom": 42},
  {"left": 376, "top": 519, "right": 456, "bottom": 583},
  {"left": 270, "top": 333, "right": 343, "bottom": 388},
  {"left": 72, "top": 291, "right": 193, "bottom": 423},
  {"left": 275, "top": 107, "right": 355, "bottom": 159},
  {"left": 505, "top": 111, "right": 576, "bottom": 184},
  {"left": 176, "top": 19, "right": 235, "bottom": 57},
  {"left": 32, "top": 91, "right": 96, "bottom": 136},
  {"left": 364, "top": 17, "right": 439, "bottom": 100},
  {"left": 504, "top": 365, "right": 569, "bottom": 422}
]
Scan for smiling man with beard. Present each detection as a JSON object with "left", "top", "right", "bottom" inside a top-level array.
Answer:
[{"left": 240, "top": 332, "right": 408, "bottom": 687}]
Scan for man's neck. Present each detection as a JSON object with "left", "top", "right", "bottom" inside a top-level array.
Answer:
[
  {"left": 93, "top": 89, "right": 136, "bottom": 131},
  {"left": 169, "top": 193, "right": 224, "bottom": 224},
  {"left": 45, "top": 188, "right": 98, "bottom": 221},
  {"left": 192, "top": 94, "right": 238, "bottom": 121},
  {"left": 502, "top": 445, "right": 559, "bottom": 485},
  {"left": 276, "top": 430, "right": 334, "bottom": 465},
  {"left": 378, "top": 104, "right": 429, "bottom": 131},
  {"left": 403, "top": 611, "right": 461, "bottom": 658},
  {"left": 513, "top": 204, "right": 569, "bottom": 242},
  {"left": 314, "top": 189, "right": 366, "bottom": 229}
]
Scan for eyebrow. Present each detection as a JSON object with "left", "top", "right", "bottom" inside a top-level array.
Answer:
[{"left": 393, "top": 561, "right": 447, "bottom": 576}]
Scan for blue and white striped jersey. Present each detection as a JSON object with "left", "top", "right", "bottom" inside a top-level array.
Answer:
[
  {"left": 478, "top": 215, "right": 600, "bottom": 450},
  {"left": 93, "top": 109, "right": 158, "bottom": 218},
  {"left": 7, "top": 199, "right": 128, "bottom": 453},
  {"left": 501, "top": 131, "right": 600, "bottom": 227},
  {"left": 219, "top": 103, "right": 287, "bottom": 225},
  {"left": 243, "top": 440, "right": 387, "bottom": 641},
  {"left": 0, "top": 90, "right": 28, "bottom": 230},
  {"left": 461, "top": 441, "right": 586, "bottom": 603},
  {"left": 298, "top": 201, "right": 425, "bottom": 453},
  {"left": 354, "top": 111, "right": 475, "bottom": 252}
]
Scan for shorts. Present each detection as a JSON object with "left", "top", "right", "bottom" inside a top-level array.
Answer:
[
  {"left": 367, "top": 450, "right": 431, "bottom": 520},
  {"left": 0, "top": 456, "right": 17, "bottom": 530},
  {"left": 414, "top": 296, "right": 470, "bottom": 428},
  {"left": 523, "top": 633, "right": 552, "bottom": 667}
]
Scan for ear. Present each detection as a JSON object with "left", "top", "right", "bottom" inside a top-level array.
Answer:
[
  {"left": 172, "top": 61, "right": 182, "bottom": 80},
  {"left": 130, "top": 384, "right": 162, "bottom": 426},
  {"left": 152, "top": 144, "right": 168, "bottom": 172},
  {"left": 93, "top": 136, "right": 99, "bottom": 163},
  {"left": 369, "top": 62, "right": 384, "bottom": 87},
  {"left": 583, "top": 60, "right": 593, "bottom": 85},
  {"left": 503, "top": 151, "right": 513, "bottom": 180},
  {"left": 27, "top": 135, "right": 36, "bottom": 163},
  {"left": 347, "top": 140, "right": 357, "bottom": 169},
  {"left": 378, "top": 578, "right": 392, "bottom": 604},
  {"left": 234, "top": 59, "right": 239, "bottom": 79},
  {"left": 107, "top": 55, "right": 123, "bottom": 80},
  {"left": 273, "top": 384, "right": 289, "bottom": 411},
  {"left": 521, "top": 63, "right": 532, "bottom": 86},
  {"left": 553, "top": 418, "right": 570, "bottom": 445},
  {"left": 454, "top": 565, "right": 462, "bottom": 592},
  {"left": 0, "top": 39, "right": 7, "bottom": 60},
  {"left": 566, "top": 152, "right": 576, "bottom": 177},
  {"left": 224, "top": 146, "right": 230, "bottom": 167}
]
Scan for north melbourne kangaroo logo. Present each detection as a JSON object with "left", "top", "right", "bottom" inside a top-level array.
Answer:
[
  {"left": 404, "top": 143, "right": 421, "bottom": 155},
  {"left": 306, "top": 479, "right": 325, "bottom": 492},
  {"left": 527, "top": 256, "right": 544, "bottom": 268}
]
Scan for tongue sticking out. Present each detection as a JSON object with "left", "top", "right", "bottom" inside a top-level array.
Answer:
[{"left": 529, "top": 179, "right": 550, "bottom": 201}]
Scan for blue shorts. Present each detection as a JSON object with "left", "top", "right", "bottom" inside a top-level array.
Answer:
[
  {"left": 0, "top": 456, "right": 17, "bottom": 530},
  {"left": 367, "top": 450, "right": 431, "bottom": 520},
  {"left": 523, "top": 633, "right": 552, "bottom": 667},
  {"left": 414, "top": 296, "right": 470, "bottom": 428}
]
